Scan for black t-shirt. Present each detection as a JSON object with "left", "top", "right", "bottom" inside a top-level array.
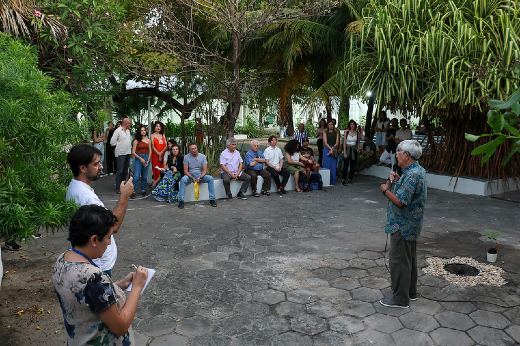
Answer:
[
  {"left": 386, "top": 128, "right": 397, "bottom": 153},
  {"left": 299, "top": 147, "right": 314, "bottom": 160},
  {"left": 363, "top": 142, "right": 376, "bottom": 157}
]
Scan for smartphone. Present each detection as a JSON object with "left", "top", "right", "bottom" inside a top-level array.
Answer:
[{"left": 126, "top": 167, "right": 133, "bottom": 181}]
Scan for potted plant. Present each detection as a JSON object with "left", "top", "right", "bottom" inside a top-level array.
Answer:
[{"left": 484, "top": 231, "right": 500, "bottom": 263}]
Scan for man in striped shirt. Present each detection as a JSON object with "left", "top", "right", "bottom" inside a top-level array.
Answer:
[{"left": 293, "top": 123, "right": 308, "bottom": 146}]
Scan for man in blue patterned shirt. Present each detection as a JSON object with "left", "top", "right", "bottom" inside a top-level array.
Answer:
[{"left": 379, "top": 140, "right": 427, "bottom": 308}]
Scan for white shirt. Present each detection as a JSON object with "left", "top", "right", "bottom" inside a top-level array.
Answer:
[
  {"left": 396, "top": 128, "right": 413, "bottom": 141},
  {"left": 264, "top": 146, "right": 284, "bottom": 169},
  {"left": 66, "top": 179, "right": 117, "bottom": 272},
  {"left": 110, "top": 127, "right": 132, "bottom": 157}
]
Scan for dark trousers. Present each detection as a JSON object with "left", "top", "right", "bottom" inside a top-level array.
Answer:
[
  {"left": 115, "top": 154, "right": 130, "bottom": 191},
  {"left": 245, "top": 169, "right": 271, "bottom": 192},
  {"left": 341, "top": 152, "right": 358, "bottom": 181},
  {"left": 221, "top": 172, "right": 251, "bottom": 195},
  {"left": 356, "top": 156, "right": 377, "bottom": 172},
  {"left": 105, "top": 145, "right": 116, "bottom": 174},
  {"left": 317, "top": 139, "right": 324, "bottom": 166},
  {"left": 265, "top": 167, "right": 290, "bottom": 189},
  {"left": 389, "top": 231, "right": 417, "bottom": 305}
]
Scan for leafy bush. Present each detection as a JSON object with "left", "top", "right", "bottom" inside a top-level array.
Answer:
[
  {"left": 0, "top": 36, "right": 85, "bottom": 241},
  {"left": 165, "top": 119, "right": 197, "bottom": 138},
  {"left": 235, "top": 115, "right": 265, "bottom": 138},
  {"left": 304, "top": 118, "right": 317, "bottom": 138}
]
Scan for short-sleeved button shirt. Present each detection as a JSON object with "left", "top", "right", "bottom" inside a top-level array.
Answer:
[
  {"left": 385, "top": 161, "right": 427, "bottom": 241},
  {"left": 220, "top": 148, "right": 243, "bottom": 175},
  {"left": 245, "top": 149, "right": 266, "bottom": 171}
]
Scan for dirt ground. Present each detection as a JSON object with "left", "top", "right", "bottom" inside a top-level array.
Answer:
[{"left": 0, "top": 235, "right": 66, "bottom": 346}]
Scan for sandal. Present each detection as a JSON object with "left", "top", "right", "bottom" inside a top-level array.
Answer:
[
  {"left": 261, "top": 190, "right": 270, "bottom": 196},
  {"left": 141, "top": 191, "right": 148, "bottom": 196},
  {"left": 253, "top": 191, "right": 260, "bottom": 197}
]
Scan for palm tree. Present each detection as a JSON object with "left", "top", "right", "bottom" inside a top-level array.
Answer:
[
  {"left": 246, "top": 2, "right": 362, "bottom": 133},
  {"left": 343, "top": 0, "right": 520, "bottom": 179},
  {"left": 0, "top": 0, "right": 65, "bottom": 39}
]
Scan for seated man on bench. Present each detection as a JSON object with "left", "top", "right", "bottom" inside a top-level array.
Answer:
[{"left": 178, "top": 143, "right": 217, "bottom": 209}]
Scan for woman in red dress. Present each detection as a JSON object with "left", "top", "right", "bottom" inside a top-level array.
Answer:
[{"left": 151, "top": 121, "right": 167, "bottom": 181}]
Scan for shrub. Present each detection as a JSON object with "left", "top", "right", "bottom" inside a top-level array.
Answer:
[{"left": 0, "top": 36, "right": 85, "bottom": 241}]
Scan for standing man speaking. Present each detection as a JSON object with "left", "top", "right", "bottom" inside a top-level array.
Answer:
[{"left": 379, "top": 140, "right": 427, "bottom": 308}]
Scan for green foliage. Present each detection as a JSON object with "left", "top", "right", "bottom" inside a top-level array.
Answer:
[
  {"left": 484, "top": 231, "right": 500, "bottom": 242},
  {"left": 344, "top": 0, "right": 520, "bottom": 115},
  {"left": 0, "top": 36, "right": 86, "bottom": 241},
  {"left": 165, "top": 119, "right": 197, "bottom": 139},
  {"left": 37, "top": 0, "right": 130, "bottom": 101},
  {"left": 304, "top": 118, "right": 317, "bottom": 137},
  {"left": 465, "top": 88, "right": 520, "bottom": 165},
  {"left": 234, "top": 116, "right": 265, "bottom": 138}
]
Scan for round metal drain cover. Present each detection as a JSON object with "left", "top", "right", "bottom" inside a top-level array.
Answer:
[{"left": 444, "top": 263, "right": 479, "bottom": 276}]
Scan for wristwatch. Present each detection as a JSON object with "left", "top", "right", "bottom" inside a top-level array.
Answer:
[{"left": 382, "top": 189, "right": 388, "bottom": 196}]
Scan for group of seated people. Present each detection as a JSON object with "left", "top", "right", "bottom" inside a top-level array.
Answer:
[{"left": 147, "top": 135, "right": 324, "bottom": 209}]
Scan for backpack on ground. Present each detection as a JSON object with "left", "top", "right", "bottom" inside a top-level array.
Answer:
[
  {"left": 298, "top": 172, "right": 310, "bottom": 192},
  {"left": 309, "top": 172, "right": 323, "bottom": 190}
]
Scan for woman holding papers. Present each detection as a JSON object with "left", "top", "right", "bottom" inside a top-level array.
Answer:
[{"left": 53, "top": 205, "right": 148, "bottom": 346}]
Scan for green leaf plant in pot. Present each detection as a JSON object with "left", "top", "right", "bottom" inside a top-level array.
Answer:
[{"left": 484, "top": 231, "right": 500, "bottom": 263}]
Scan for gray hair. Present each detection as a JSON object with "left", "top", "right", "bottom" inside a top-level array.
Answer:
[
  {"left": 397, "top": 140, "right": 422, "bottom": 160},
  {"left": 226, "top": 137, "right": 237, "bottom": 146},
  {"left": 250, "top": 140, "right": 259, "bottom": 146}
]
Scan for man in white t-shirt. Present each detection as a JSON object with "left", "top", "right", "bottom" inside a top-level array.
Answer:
[
  {"left": 395, "top": 119, "right": 413, "bottom": 145},
  {"left": 66, "top": 144, "right": 133, "bottom": 275},
  {"left": 263, "top": 135, "right": 290, "bottom": 195}
]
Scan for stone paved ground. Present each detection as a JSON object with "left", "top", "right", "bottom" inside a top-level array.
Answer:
[{"left": 4, "top": 174, "right": 520, "bottom": 345}]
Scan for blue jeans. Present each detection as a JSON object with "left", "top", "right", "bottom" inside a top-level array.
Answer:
[
  {"left": 133, "top": 153, "right": 149, "bottom": 193},
  {"left": 179, "top": 174, "right": 215, "bottom": 201}
]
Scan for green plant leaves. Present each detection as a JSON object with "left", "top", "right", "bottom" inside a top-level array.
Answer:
[
  {"left": 489, "top": 89, "right": 520, "bottom": 110},
  {"left": 464, "top": 133, "right": 480, "bottom": 142}
]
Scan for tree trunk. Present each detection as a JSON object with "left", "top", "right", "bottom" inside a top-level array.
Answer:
[
  {"left": 325, "top": 98, "right": 332, "bottom": 123},
  {"left": 181, "top": 72, "right": 188, "bottom": 151},
  {"left": 364, "top": 95, "right": 375, "bottom": 137},
  {"left": 285, "top": 96, "right": 294, "bottom": 137},
  {"left": 227, "top": 29, "right": 242, "bottom": 138},
  {"left": 338, "top": 94, "right": 350, "bottom": 126}
]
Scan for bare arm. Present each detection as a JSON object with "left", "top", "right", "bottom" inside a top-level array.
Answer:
[
  {"left": 199, "top": 164, "right": 208, "bottom": 182},
  {"left": 286, "top": 152, "right": 304, "bottom": 167},
  {"left": 99, "top": 267, "right": 148, "bottom": 336},
  {"left": 380, "top": 180, "right": 405, "bottom": 208},
  {"left": 324, "top": 132, "right": 332, "bottom": 150},
  {"left": 93, "top": 131, "right": 103, "bottom": 143}
]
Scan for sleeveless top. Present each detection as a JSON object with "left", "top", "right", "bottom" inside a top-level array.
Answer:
[
  {"left": 136, "top": 140, "right": 149, "bottom": 154},
  {"left": 325, "top": 131, "right": 337, "bottom": 146},
  {"left": 346, "top": 131, "right": 358, "bottom": 146}
]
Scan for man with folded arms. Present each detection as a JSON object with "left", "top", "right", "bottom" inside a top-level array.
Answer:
[{"left": 244, "top": 140, "right": 272, "bottom": 197}]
